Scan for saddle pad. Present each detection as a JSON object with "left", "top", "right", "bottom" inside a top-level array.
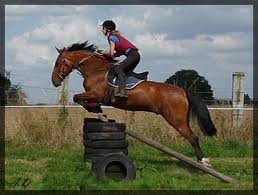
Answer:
[{"left": 108, "top": 76, "right": 145, "bottom": 89}]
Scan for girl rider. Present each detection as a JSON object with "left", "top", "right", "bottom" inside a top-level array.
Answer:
[{"left": 101, "top": 20, "right": 140, "bottom": 98}]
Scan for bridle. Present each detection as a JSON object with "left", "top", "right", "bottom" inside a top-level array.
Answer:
[{"left": 56, "top": 52, "right": 111, "bottom": 80}]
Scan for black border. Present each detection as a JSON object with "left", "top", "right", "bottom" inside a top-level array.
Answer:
[
  {"left": 1, "top": 0, "right": 256, "bottom": 5},
  {"left": 253, "top": 0, "right": 258, "bottom": 192},
  {"left": 1, "top": 0, "right": 257, "bottom": 193},
  {"left": 0, "top": 1, "right": 4, "bottom": 192}
]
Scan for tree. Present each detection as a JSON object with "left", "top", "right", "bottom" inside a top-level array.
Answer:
[
  {"left": 0, "top": 74, "right": 27, "bottom": 106},
  {"left": 244, "top": 94, "right": 251, "bottom": 105},
  {"left": 165, "top": 69, "right": 214, "bottom": 103}
]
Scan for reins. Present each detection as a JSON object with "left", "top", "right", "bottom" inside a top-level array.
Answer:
[
  {"left": 76, "top": 51, "right": 113, "bottom": 75},
  {"left": 78, "top": 53, "right": 95, "bottom": 65}
]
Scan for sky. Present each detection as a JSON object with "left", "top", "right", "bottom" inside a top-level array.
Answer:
[{"left": 5, "top": 5, "right": 253, "bottom": 104}]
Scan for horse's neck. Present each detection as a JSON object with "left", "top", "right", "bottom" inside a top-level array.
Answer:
[
  {"left": 85, "top": 69, "right": 108, "bottom": 93},
  {"left": 77, "top": 55, "right": 111, "bottom": 78}
]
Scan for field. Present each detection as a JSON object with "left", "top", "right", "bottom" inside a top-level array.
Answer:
[{"left": 5, "top": 107, "right": 253, "bottom": 190}]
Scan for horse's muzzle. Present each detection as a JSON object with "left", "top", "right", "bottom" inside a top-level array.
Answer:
[
  {"left": 51, "top": 73, "right": 62, "bottom": 87},
  {"left": 52, "top": 80, "right": 61, "bottom": 87}
]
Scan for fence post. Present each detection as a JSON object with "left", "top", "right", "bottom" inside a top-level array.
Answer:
[{"left": 232, "top": 72, "right": 245, "bottom": 128}]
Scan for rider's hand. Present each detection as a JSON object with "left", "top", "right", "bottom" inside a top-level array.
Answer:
[
  {"left": 96, "top": 49, "right": 104, "bottom": 54},
  {"left": 103, "top": 50, "right": 111, "bottom": 57}
]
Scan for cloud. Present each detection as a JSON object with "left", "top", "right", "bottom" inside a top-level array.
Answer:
[
  {"left": 5, "top": 5, "right": 91, "bottom": 20},
  {"left": 133, "top": 31, "right": 252, "bottom": 62},
  {"left": 134, "top": 32, "right": 190, "bottom": 59},
  {"left": 5, "top": 5, "right": 253, "bottom": 101},
  {"left": 7, "top": 34, "right": 52, "bottom": 65},
  {"left": 6, "top": 16, "right": 100, "bottom": 66}
]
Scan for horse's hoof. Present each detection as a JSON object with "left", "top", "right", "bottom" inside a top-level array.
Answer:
[
  {"left": 97, "top": 114, "right": 109, "bottom": 122},
  {"left": 199, "top": 158, "right": 212, "bottom": 168}
]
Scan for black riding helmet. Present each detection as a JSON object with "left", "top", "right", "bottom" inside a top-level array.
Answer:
[{"left": 102, "top": 20, "right": 116, "bottom": 31}]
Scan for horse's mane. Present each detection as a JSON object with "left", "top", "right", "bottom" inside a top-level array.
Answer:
[
  {"left": 66, "top": 41, "right": 97, "bottom": 52},
  {"left": 66, "top": 41, "right": 118, "bottom": 62}
]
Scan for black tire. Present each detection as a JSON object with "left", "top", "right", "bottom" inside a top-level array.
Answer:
[
  {"left": 82, "top": 138, "right": 90, "bottom": 148},
  {"left": 84, "top": 150, "right": 99, "bottom": 161},
  {"left": 85, "top": 132, "right": 126, "bottom": 140},
  {"left": 83, "top": 140, "right": 129, "bottom": 149},
  {"left": 92, "top": 153, "right": 136, "bottom": 182},
  {"left": 83, "top": 125, "right": 125, "bottom": 133},
  {"left": 92, "top": 160, "right": 126, "bottom": 173},
  {"left": 84, "top": 122, "right": 126, "bottom": 133},
  {"left": 84, "top": 118, "right": 115, "bottom": 124},
  {"left": 84, "top": 118, "right": 102, "bottom": 123},
  {"left": 84, "top": 148, "right": 128, "bottom": 155},
  {"left": 84, "top": 152, "right": 105, "bottom": 162},
  {"left": 83, "top": 134, "right": 89, "bottom": 140}
]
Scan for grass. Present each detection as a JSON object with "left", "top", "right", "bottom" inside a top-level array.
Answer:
[
  {"left": 5, "top": 139, "right": 253, "bottom": 190},
  {"left": 4, "top": 107, "right": 253, "bottom": 190},
  {"left": 5, "top": 107, "right": 253, "bottom": 148}
]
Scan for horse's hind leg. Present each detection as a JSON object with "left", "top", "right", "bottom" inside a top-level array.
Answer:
[
  {"left": 178, "top": 124, "right": 204, "bottom": 161},
  {"left": 162, "top": 112, "right": 210, "bottom": 166}
]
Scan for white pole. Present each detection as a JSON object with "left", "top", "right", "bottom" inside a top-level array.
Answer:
[{"left": 232, "top": 72, "right": 245, "bottom": 128}]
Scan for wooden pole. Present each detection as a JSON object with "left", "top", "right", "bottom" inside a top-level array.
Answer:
[{"left": 125, "top": 129, "right": 236, "bottom": 183}]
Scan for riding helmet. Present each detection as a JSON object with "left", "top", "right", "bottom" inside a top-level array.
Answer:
[{"left": 102, "top": 20, "right": 116, "bottom": 31}]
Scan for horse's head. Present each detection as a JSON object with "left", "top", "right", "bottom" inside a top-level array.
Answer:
[
  {"left": 51, "top": 41, "right": 118, "bottom": 87},
  {"left": 51, "top": 47, "right": 76, "bottom": 87}
]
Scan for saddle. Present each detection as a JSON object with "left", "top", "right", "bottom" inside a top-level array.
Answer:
[
  {"left": 107, "top": 70, "right": 149, "bottom": 89},
  {"left": 103, "top": 66, "right": 149, "bottom": 105}
]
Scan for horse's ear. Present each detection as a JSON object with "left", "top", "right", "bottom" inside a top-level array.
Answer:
[{"left": 55, "top": 47, "right": 62, "bottom": 54}]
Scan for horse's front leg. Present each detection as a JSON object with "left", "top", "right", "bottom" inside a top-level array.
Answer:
[
  {"left": 73, "top": 91, "right": 102, "bottom": 113},
  {"left": 73, "top": 91, "right": 108, "bottom": 122}
]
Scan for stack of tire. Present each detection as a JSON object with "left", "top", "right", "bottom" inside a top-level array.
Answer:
[{"left": 83, "top": 118, "right": 136, "bottom": 182}]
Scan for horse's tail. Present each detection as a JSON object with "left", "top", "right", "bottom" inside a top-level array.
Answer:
[{"left": 186, "top": 90, "right": 217, "bottom": 136}]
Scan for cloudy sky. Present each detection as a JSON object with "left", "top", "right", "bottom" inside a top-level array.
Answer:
[{"left": 5, "top": 5, "right": 253, "bottom": 104}]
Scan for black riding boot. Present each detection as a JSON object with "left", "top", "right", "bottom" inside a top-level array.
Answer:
[
  {"left": 115, "top": 88, "right": 128, "bottom": 98},
  {"left": 114, "top": 67, "right": 128, "bottom": 99}
]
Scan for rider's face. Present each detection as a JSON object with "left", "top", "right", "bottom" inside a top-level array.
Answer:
[{"left": 102, "top": 27, "right": 109, "bottom": 36}]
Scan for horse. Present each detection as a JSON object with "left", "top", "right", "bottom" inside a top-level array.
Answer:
[{"left": 51, "top": 41, "right": 217, "bottom": 167}]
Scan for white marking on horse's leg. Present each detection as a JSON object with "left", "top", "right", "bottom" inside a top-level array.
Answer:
[
  {"left": 199, "top": 157, "right": 212, "bottom": 168},
  {"left": 97, "top": 113, "right": 109, "bottom": 122}
]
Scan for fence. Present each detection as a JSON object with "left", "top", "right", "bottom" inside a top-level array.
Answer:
[{"left": 3, "top": 84, "right": 253, "bottom": 106}]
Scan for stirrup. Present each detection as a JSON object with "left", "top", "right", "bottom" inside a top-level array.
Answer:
[{"left": 114, "top": 92, "right": 128, "bottom": 99}]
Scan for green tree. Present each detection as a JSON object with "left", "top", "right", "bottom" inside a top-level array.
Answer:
[
  {"left": 165, "top": 69, "right": 214, "bottom": 103},
  {"left": 0, "top": 74, "right": 27, "bottom": 106},
  {"left": 244, "top": 94, "right": 251, "bottom": 105}
]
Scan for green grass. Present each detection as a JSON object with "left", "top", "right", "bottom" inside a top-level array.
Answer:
[{"left": 5, "top": 139, "right": 253, "bottom": 190}]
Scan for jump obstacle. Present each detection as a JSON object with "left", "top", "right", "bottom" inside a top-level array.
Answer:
[{"left": 83, "top": 118, "right": 236, "bottom": 183}]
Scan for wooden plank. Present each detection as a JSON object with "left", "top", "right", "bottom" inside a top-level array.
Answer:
[{"left": 126, "top": 129, "right": 237, "bottom": 183}]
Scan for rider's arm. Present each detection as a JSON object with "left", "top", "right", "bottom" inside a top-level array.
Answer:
[
  {"left": 103, "top": 41, "right": 119, "bottom": 57},
  {"left": 103, "top": 35, "right": 120, "bottom": 57},
  {"left": 109, "top": 41, "right": 115, "bottom": 57}
]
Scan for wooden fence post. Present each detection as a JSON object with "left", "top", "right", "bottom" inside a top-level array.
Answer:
[{"left": 232, "top": 72, "right": 245, "bottom": 128}]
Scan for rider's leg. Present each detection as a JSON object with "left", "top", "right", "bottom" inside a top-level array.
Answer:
[
  {"left": 108, "top": 65, "right": 116, "bottom": 81},
  {"left": 114, "top": 49, "right": 140, "bottom": 98},
  {"left": 114, "top": 65, "right": 127, "bottom": 97}
]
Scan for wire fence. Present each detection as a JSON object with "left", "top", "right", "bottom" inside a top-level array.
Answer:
[{"left": 3, "top": 84, "right": 254, "bottom": 106}]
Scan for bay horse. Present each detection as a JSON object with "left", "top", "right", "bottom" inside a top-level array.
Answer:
[{"left": 51, "top": 41, "right": 217, "bottom": 167}]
